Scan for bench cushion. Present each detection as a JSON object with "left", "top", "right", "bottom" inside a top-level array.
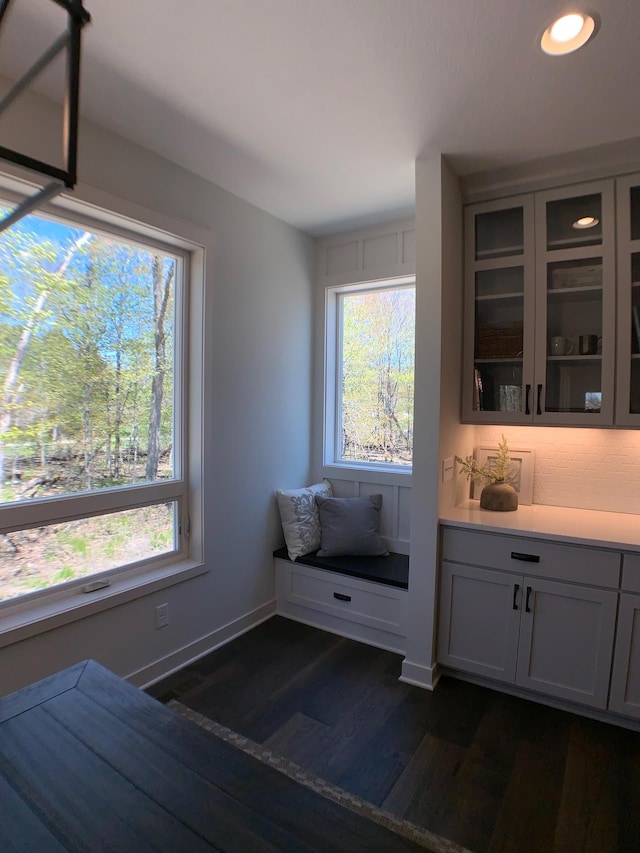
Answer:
[{"left": 273, "top": 546, "right": 409, "bottom": 590}]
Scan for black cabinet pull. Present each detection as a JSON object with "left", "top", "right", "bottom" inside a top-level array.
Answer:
[
  {"left": 525, "top": 586, "right": 532, "bottom": 613},
  {"left": 525, "top": 384, "right": 531, "bottom": 415},
  {"left": 333, "top": 592, "right": 351, "bottom": 602},
  {"left": 512, "top": 583, "right": 520, "bottom": 610},
  {"left": 537, "top": 384, "right": 543, "bottom": 415},
  {"left": 511, "top": 551, "right": 540, "bottom": 563}
]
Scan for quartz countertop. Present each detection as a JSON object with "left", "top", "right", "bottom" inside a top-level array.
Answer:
[{"left": 440, "top": 501, "right": 640, "bottom": 552}]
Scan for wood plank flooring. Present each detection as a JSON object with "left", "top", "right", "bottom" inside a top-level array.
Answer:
[{"left": 149, "top": 616, "right": 640, "bottom": 853}]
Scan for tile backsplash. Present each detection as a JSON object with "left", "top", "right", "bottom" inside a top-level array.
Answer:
[{"left": 473, "top": 426, "right": 640, "bottom": 515}]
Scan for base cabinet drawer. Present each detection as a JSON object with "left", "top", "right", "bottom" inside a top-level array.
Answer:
[
  {"left": 275, "top": 559, "right": 407, "bottom": 652},
  {"left": 438, "top": 559, "right": 617, "bottom": 710},
  {"left": 441, "top": 527, "right": 620, "bottom": 588}
]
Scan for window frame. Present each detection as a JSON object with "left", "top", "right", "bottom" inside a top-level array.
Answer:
[
  {"left": 0, "top": 176, "right": 206, "bottom": 636},
  {"left": 323, "top": 275, "right": 416, "bottom": 483}
]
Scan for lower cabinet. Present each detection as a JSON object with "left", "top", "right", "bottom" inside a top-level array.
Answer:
[
  {"left": 609, "top": 592, "right": 640, "bottom": 719},
  {"left": 438, "top": 553, "right": 618, "bottom": 710}
]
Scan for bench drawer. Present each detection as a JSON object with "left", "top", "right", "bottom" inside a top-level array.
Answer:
[
  {"left": 276, "top": 560, "right": 406, "bottom": 636},
  {"left": 441, "top": 527, "right": 620, "bottom": 588}
]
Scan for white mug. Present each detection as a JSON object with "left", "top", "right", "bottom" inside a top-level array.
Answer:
[{"left": 550, "top": 336, "right": 574, "bottom": 356}]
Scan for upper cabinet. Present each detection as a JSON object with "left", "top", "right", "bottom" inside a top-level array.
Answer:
[
  {"left": 615, "top": 174, "right": 640, "bottom": 426},
  {"left": 534, "top": 181, "right": 615, "bottom": 425},
  {"left": 462, "top": 197, "right": 535, "bottom": 423},
  {"left": 463, "top": 180, "right": 616, "bottom": 425}
]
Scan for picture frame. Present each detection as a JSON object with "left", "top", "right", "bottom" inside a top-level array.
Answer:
[{"left": 470, "top": 446, "right": 535, "bottom": 505}]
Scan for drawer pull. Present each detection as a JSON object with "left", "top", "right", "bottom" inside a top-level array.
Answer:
[
  {"left": 511, "top": 551, "right": 540, "bottom": 563},
  {"left": 333, "top": 592, "right": 351, "bottom": 602},
  {"left": 512, "top": 583, "right": 520, "bottom": 611},
  {"left": 525, "top": 586, "right": 533, "bottom": 613}
]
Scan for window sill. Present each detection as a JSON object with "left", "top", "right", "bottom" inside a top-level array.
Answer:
[
  {"left": 322, "top": 463, "right": 412, "bottom": 487},
  {"left": 0, "top": 559, "right": 208, "bottom": 649}
]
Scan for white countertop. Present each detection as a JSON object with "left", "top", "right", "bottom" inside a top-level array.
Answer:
[{"left": 440, "top": 501, "right": 640, "bottom": 552}]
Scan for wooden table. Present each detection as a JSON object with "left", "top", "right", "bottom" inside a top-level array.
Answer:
[{"left": 0, "top": 660, "right": 428, "bottom": 851}]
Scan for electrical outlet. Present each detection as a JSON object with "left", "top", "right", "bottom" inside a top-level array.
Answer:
[
  {"left": 156, "top": 603, "right": 169, "bottom": 629},
  {"left": 442, "top": 457, "right": 454, "bottom": 482}
]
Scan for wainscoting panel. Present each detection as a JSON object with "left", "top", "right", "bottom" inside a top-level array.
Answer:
[
  {"left": 326, "top": 475, "right": 411, "bottom": 555},
  {"left": 317, "top": 219, "right": 416, "bottom": 288},
  {"left": 325, "top": 240, "right": 359, "bottom": 277}
]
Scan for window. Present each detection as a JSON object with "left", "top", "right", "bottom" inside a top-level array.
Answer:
[
  {"left": 0, "top": 198, "right": 195, "bottom": 606},
  {"left": 325, "top": 278, "right": 415, "bottom": 471}
]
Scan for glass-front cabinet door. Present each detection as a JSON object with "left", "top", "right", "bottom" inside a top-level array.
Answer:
[
  {"left": 462, "top": 196, "right": 535, "bottom": 422},
  {"left": 616, "top": 174, "right": 640, "bottom": 425},
  {"left": 533, "top": 181, "right": 615, "bottom": 425}
]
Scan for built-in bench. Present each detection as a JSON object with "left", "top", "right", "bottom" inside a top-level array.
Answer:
[
  {"left": 272, "top": 546, "right": 409, "bottom": 589},
  {"left": 273, "top": 547, "right": 409, "bottom": 653}
]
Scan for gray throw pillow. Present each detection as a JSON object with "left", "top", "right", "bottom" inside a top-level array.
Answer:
[{"left": 316, "top": 494, "right": 389, "bottom": 557}]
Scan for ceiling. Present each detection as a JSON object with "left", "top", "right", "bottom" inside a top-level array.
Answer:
[{"left": 1, "top": 0, "right": 640, "bottom": 235}]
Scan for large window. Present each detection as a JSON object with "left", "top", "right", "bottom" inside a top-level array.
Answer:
[
  {"left": 326, "top": 278, "right": 415, "bottom": 470},
  {"left": 0, "top": 201, "right": 191, "bottom": 605}
]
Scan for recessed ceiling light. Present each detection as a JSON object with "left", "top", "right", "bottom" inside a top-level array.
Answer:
[
  {"left": 573, "top": 216, "right": 599, "bottom": 229},
  {"left": 540, "top": 12, "right": 597, "bottom": 55}
]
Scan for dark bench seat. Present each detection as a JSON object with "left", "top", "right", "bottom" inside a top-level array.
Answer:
[{"left": 273, "top": 546, "right": 409, "bottom": 590}]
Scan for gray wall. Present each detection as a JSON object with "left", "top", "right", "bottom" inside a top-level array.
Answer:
[{"left": 0, "top": 81, "right": 314, "bottom": 695}]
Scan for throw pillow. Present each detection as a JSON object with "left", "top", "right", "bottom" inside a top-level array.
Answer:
[
  {"left": 276, "top": 481, "right": 333, "bottom": 561},
  {"left": 316, "top": 494, "right": 389, "bottom": 557}
]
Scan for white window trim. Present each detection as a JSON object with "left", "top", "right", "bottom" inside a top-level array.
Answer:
[
  {"left": 323, "top": 275, "right": 415, "bottom": 485},
  {"left": 0, "top": 174, "right": 208, "bottom": 644}
]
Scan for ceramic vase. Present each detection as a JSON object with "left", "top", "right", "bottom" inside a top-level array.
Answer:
[{"left": 480, "top": 480, "right": 518, "bottom": 512}]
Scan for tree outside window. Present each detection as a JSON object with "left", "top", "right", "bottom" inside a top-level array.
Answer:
[
  {"left": 0, "top": 208, "right": 184, "bottom": 603},
  {"left": 338, "top": 285, "right": 415, "bottom": 466}
]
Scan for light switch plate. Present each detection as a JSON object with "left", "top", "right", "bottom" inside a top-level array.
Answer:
[{"left": 442, "top": 457, "right": 454, "bottom": 482}]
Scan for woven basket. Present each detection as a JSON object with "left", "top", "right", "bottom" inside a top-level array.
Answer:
[{"left": 476, "top": 321, "right": 523, "bottom": 359}]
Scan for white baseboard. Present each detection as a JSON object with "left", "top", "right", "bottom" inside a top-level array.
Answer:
[
  {"left": 399, "top": 659, "right": 440, "bottom": 691},
  {"left": 277, "top": 608, "right": 406, "bottom": 655},
  {"left": 127, "top": 599, "right": 277, "bottom": 690}
]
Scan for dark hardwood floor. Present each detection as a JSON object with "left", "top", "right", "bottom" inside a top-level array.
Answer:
[{"left": 149, "top": 616, "right": 640, "bottom": 853}]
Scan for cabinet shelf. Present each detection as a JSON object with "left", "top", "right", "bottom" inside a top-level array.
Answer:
[
  {"left": 475, "top": 291, "right": 523, "bottom": 302},
  {"left": 547, "top": 355, "right": 602, "bottom": 362},
  {"left": 476, "top": 245, "right": 524, "bottom": 260},
  {"left": 547, "top": 235, "right": 603, "bottom": 249},
  {"left": 474, "top": 358, "right": 523, "bottom": 364},
  {"left": 547, "top": 284, "right": 602, "bottom": 296}
]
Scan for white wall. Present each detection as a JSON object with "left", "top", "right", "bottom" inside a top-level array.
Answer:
[
  {"left": 312, "top": 219, "right": 416, "bottom": 555},
  {"left": 0, "top": 81, "right": 314, "bottom": 695},
  {"left": 438, "top": 163, "right": 475, "bottom": 514},
  {"left": 401, "top": 155, "right": 444, "bottom": 688}
]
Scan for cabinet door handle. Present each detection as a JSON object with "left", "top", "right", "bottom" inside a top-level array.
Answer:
[
  {"left": 511, "top": 551, "right": 540, "bottom": 563},
  {"left": 525, "top": 586, "right": 533, "bottom": 613},
  {"left": 525, "top": 384, "right": 531, "bottom": 416},
  {"left": 536, "top": 384, "right": 543, "bottom": 415},
  {"left": 512, "top": 583, "right": 520, "bottom": 610},
  {"left": 333, "top": 592, "right": 351, "bottom": 602}
]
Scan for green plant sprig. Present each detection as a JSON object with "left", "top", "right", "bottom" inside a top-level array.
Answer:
[{"left": 456, "top": 434, "right": 511, "bottom": 484}]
